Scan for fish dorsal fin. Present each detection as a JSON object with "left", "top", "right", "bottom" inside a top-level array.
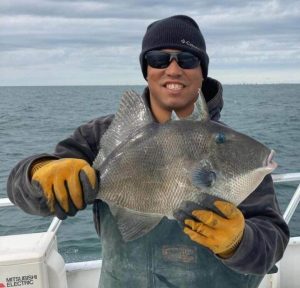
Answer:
[
  {"left": 109, "top": 204, "right": 163, "bottom": 242},
  {"left": 196, "top": 90, "right": 209, "bottom": 120},
  {"left": 94, "top": 90, "right": 154, "bottom": 166},
  {"left": 171, "top": 89, "right": 209, "bottom": 121}
]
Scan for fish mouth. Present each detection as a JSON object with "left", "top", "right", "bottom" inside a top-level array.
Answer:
[{"left": 265, "top": 150, "right": 278, "bottom": 170}]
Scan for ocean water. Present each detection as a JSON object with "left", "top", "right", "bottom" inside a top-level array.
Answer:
[{"left": 0, "top": 84, "right": 299, "bottom": 263}]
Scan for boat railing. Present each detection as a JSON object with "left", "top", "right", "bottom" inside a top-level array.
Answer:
[
  {"left": 272, "top": 173, "right": 300, "bottom": 224},
  {"left": 1, "top": 172, "right": 300, "bottom": 277}
]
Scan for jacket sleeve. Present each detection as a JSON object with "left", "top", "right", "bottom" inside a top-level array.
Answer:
[
  {"left": 222, "top": 174, "right": 290, "bottom": 275},
  {"left": 7, "top": 115, "right": 113, "bottom": 216}
]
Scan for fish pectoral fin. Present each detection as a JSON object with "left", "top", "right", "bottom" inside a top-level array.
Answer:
[
  {"left": 192, "top": 168, "right": 216, "bottom": 188},
  {"left": 109, "top": 204, "right": 163, "bottom": 242}
]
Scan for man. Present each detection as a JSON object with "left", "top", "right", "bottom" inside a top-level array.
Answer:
[{"left": 7, "top": 15, "right": 289, "bottom": 287}]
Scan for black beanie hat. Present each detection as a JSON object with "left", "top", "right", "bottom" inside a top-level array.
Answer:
[{"left": 139, "top": 15, "right": 209, "bottom": 80}]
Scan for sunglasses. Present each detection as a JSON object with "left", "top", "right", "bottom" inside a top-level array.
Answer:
[{"left": 145, "top": 50, "right": 200, "bottom": 69}]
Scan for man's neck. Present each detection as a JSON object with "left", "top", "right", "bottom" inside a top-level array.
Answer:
[{"left": 151, "top": 105, "right": 195, "bottom": 123}]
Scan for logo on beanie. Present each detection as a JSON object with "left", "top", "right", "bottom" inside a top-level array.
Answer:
[{"left": 181, "top": 39, "right": 201, "bottom": 51}]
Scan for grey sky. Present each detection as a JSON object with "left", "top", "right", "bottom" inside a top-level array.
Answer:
[{"left": 1, "top": 0, "right": 299, "bottom": 85}]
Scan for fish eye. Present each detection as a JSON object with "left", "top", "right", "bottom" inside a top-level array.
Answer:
[{"left": 215, "top": 132, "right": 226, "bottom": 144}]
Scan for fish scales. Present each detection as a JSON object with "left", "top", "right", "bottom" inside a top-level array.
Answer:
[{"left": 100, "top": 122, "right": 207, "bottom": 215}]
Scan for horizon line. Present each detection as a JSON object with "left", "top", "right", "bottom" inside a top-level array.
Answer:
[{"left": 1, "top": 82, "right": 300, "bottom": 88}]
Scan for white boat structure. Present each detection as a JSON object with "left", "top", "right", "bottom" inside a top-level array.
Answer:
[{"left": 0, "top": 173, "right": 299, "bottom": 288}]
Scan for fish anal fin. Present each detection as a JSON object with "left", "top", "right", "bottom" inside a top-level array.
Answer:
[{"left": 109, "top": 204, "right": 163, "bottom": 242}]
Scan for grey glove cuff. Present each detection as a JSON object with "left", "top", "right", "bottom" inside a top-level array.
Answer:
[
  {"left": 173, "top": 196, "right": 226, "bottom": 227},
  {"left": 79, "top": 169, "right": 99, "bottom": 205}
]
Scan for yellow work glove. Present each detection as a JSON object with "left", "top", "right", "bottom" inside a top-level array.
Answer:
[
  {"left": 183, "top": 200, "right": 245, "bottom": 258},
  {"left": 31, "top": 158, "right": 98, "bottom": 219}
]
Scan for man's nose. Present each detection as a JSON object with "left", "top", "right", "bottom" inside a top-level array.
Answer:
[{"left": 165, "top": 59, "right": 183, "bottom": 76}]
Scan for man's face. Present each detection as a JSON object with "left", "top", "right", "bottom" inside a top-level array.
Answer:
[{"left": 146, "top": 49, "right": 203, "bottom": 122}]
